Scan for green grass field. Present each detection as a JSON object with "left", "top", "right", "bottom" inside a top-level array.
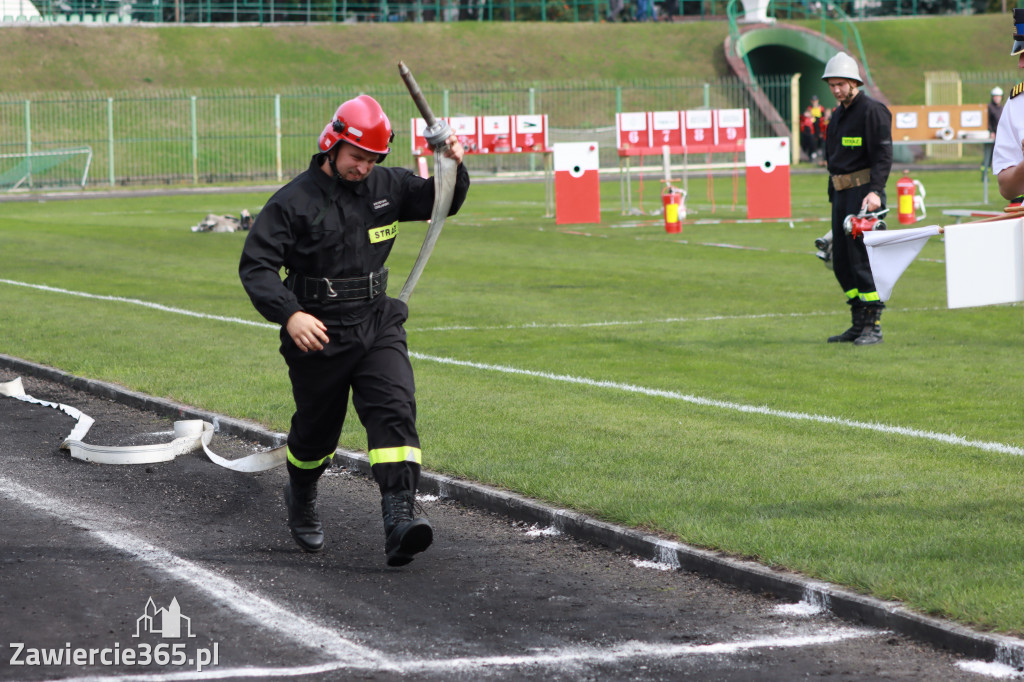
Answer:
[{"left": 2, "top": 167, "right": 1023, "bottom": 637}]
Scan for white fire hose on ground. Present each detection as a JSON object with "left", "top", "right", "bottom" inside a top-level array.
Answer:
[{"left": 1, "top": 377, "right": 285, "bottom": 470}]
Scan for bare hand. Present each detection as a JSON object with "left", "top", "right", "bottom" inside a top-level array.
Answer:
[
  {"left": 443, "top": 134, "right": 465, "bottom": 165},
  {"left": 861, "top": 191, "right": 881, "bottom": 213},
  {"left": 286, "top": 311, "right": 329, "bottom": 352}
]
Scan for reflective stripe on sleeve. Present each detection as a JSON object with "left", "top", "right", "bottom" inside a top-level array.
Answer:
[
  {"left": 368, "top": 446, "right": 422, "bottom": 467},
  {"left": 845, "top": 288, "right": 860, "bottom": 300},
  {"left": 860, "top": 291, "right": 881, "bottom": 302}
]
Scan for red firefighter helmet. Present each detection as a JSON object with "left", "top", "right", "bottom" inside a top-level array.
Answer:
[{"left": 318, "top": 95, "right": 394, "bottom": 162}]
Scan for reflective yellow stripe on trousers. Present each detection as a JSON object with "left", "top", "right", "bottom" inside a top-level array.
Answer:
[
  {"left": 368, "top": 446, "right": 422, "bottom": 467},
  {"left": 286, "top": 447, "right": 335, "bottom": 469}
]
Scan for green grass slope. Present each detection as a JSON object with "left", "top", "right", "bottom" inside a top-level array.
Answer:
[{"left": 0, "top": 14, "right": 1014, "bottom": 101}]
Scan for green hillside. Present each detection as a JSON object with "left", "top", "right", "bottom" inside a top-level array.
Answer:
[{"left": 0, "top": 14, "right": 1014, "bottom": 103}]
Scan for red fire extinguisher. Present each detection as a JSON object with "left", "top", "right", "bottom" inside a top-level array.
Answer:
[
  {"left": 662, "top": 184, "right": 686, "bottom": 234},
  {"left": 896, "top": 171, "right": 926, "bottom": 225}
]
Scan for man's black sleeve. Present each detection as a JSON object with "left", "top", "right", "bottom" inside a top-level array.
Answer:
[
  {"left": 238, "top": 199, "right": 304, "bottom": 327},
  {"left": 866, "top": 102, "right": 893, "bottom": 195}
]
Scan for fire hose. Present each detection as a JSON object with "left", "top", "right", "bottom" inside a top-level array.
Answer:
[
  {"left": 0, "top": 377, "right": 285, "bottom": 470},
  {"left": 397, "top": 61, "right": 458, "bottom": 304}
]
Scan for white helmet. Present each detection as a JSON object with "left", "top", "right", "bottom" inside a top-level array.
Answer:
[
  {"left": 992, "top": 86, "right": 1004, "bottom": 97},
  {"left": 821, "top": 51, "right": 863, "bottom": 86}
]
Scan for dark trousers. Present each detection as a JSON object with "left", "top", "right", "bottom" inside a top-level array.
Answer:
[
  {"left": 282, "top": 296, "right": 420, "bottom": 494},
  {"left": 830, "top": 185, "right": 883, "bottom": 307}
]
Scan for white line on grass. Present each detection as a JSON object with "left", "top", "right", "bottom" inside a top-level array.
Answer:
[
  {"left": 413, "top": 352, "right": 1024, "bottom": 457},
  {"left": 2, "top": 278, "right": 1020, "bottom": 457},
  {"left": 407, "top": 308, "right": 946, "bottom": 332},
  {"left": 0, "top": 275, "right": 944, "bottom": 333},
  {"left": 0, "top": 279, "right": 273, "bottom": 329}
]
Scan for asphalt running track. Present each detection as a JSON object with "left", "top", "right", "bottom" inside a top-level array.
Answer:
[{"left": 1, "top": 365, "right": 1019, "bottom": 681}]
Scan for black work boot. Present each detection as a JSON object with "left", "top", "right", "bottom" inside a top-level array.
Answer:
[
  {"left": 381, "top": 490, "right": 433, "bottom": 567},
  {"left": 828, "top": 303, "right": 866, "bottom": 343},
  {"left": 284, "top": 481, "right": 324, "bottom": 553},
  {"left": 854, "top": 307, "right": 883, "bottom": 346}
]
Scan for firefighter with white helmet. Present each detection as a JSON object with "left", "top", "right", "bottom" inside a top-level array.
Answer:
[
  {"left": 993, "top": 8, "right": 1024, "bottom": 202},
  {"left": 239, "top": 95, "right": 469, "bottom": 566},
  {"left": 820, "top": 51, "right": 893, "bottom": 346}
]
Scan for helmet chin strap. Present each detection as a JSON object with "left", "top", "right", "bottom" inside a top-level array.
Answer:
[{"left": 325, "top": 148, "right": 365, "bottom": 188}]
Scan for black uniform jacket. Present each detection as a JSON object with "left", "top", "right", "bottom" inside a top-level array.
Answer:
[
  {"left": 239, "top": 153, "right": 470, "bottom": 327},
  {"left": 824, "top": 91, "right": 893, "bottom": 200}
]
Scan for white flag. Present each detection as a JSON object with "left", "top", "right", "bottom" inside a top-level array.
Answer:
[{"left": 862, "top": 225, "right": 942, "bottom": 302}]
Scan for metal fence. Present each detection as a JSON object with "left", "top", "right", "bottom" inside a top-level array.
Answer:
[{"left": 0, "top": 76, "right": 794, "bottom": 190}]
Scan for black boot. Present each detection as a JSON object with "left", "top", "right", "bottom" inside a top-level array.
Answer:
[
  {"left": 854, "top": 307, "right": 883, "bottom": 346},
  {"left": 381, "top": 490, "right": 433, "bottom": 567},
  {"left": 284, "top": 481, "right": 324, "bottom": 553},
  {"left": 828, "top": 303, "right": 866, "bottom": 343}
]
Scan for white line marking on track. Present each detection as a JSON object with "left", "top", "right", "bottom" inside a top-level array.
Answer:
[
  {"left": 32, "top": 630, "right": 882, "bottom": 681},
  {"left": 0, "top": 476, "right": 392, "bottom": 670},
  {"left": 1, "top": 476, "right": 880, "bottom": 681},
  {"left": 2, "top": 279, "right": 1020, "bottom": 457}
]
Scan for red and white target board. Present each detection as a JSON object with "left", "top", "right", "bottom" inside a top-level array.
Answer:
[
  {"left": 744, "top": 137, "right": 790, "bottom": 220},
  {"left": 553, "top": 142, "right": 601, "bottom": 225}
]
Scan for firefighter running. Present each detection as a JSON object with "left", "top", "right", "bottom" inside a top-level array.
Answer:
[
  {"left": 821, "top": 51, "right": 893, "bottom": 346},
  {"left": 239, "top": 95, "right": 470, "bottom": 566}
]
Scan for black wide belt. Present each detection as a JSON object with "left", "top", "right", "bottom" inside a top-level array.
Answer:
[{"left": 289, "top": 268, "right": 388, "bottom": 302}]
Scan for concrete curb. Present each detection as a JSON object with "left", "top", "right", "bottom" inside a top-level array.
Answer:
[{"left": 2, "top": 352, "right": 1023, "bottom": 669}]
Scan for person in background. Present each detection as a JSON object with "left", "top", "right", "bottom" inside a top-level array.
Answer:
[
  {"left": 984, "top": 86, "right": 1004, "bottom": 178},
  {"left": 809, "top": 94, "right": 824, "bottom": 121},
  {"left": 800, "top": 106, "right": 819, "bottom": 162},
  {"left": 239, "top": 95, "right": 469, "bottom": 566},
  {"left": 820, "top": 51, "right": 892, "bottom": 346},
  {"left": 989, "top": 86, "right": 1005, "bottom": 139},
  {"left": 815, "top": 107, "right": 831, "bottom": 166}
]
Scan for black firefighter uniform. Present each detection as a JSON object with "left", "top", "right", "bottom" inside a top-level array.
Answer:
[
  {"left": 239, "top": 152, "right": 470, "bottom": 494},
  {"left": 824, "top": 91, "right": 893, "bottom": 307}
]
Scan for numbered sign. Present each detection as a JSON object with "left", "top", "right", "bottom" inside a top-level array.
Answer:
[
  {"left": 513, "top": 115, "right": 549, "bottom": 152},
  {"left": 480, "top": 116, "right": 512, "bottom": 153},
  {"left": 617, "top": 112, "right": 652, "bottom": 151},
  {"left": 651, "top": 111, "right": 683, "bottom": 149},
  {"left": 683, "top": 109, "right": 714, "bottom": 148},
  {"left": 715, "top": 108, "right": 748, "bottom": 148},
  {"left": 448, "top": 116, "right": 480, "bottom": 155}
]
